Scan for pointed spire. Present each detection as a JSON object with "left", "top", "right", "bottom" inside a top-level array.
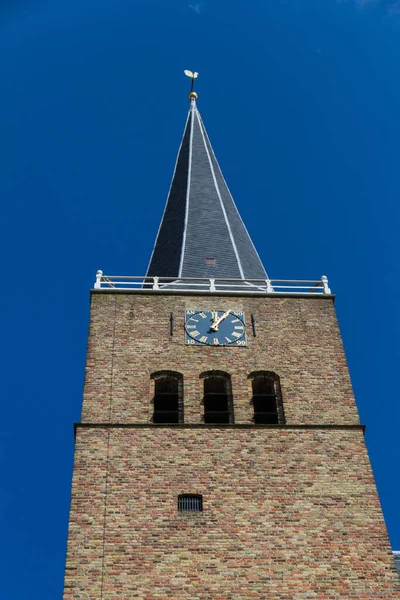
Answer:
[{"left": 146, "top": 84, "right": 267, "bottom": 281}]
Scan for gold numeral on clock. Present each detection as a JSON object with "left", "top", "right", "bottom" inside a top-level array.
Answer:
[
  {"left": 191, "top": 330, "right": 200, "bottom": 337},
  {"left": 232, "top": 331, "right": 242, "bottom": 338},
  {"left": 213, "top": 338, "right": 219, "bottom": 345},
  {"left": 199, "top": 312, "right": 207, "bottom": 318},
  {"left": 199, "top": 336, "right": 208, "bottom": 343},
  {"left": 186, "top": 324, "right": 196, "bottom": 329},
  {"left": 231, "top": 318, "right": 240, "bottom": 323},
  {"left": 225, "top": 337, "right": 232, "bottom": 343},
  {"left": 234, "top": 325, "right": 244, "bottom": 330}
]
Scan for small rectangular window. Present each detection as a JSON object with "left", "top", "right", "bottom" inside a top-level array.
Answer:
[
  {"left": 204, "top": 257, "right": 216, "bottom": 265},
  {"left": 178, "top": 494, "right": 203, "bottom": 512}
]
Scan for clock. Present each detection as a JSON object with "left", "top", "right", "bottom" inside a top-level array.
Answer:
[{"left": 185, "top": 310, "right": 247, "bottom": 346}]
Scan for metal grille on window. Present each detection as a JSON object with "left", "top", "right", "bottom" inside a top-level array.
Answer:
[{"left": 178, "top": 494, "right": 203, "bottom": 512}]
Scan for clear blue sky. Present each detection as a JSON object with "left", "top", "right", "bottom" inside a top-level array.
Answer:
[{"left": 1, "top": 1, "right": 400, "bottom": 597}]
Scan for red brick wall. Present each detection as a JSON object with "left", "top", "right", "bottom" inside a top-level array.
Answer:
[
  {"left": 64, "top": 427, "right": 400, "bottom": 599},
  {"left": 82, "top": 292, "right": 358, "bottom": 425},
  {"left": 63, "top": 291, "right": 399, "bottom": 598}
]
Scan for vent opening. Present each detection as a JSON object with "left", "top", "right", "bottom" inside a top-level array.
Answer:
[
  {"left": 178, "top": 494, "right": 203, "bottom": 512},
  {"left": 204, "top": 257, "right": 216, "bottom": 265}
]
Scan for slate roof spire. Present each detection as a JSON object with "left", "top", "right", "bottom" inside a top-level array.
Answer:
[{"left": 146, "top": 84, "right": 267, "bottom": 281}]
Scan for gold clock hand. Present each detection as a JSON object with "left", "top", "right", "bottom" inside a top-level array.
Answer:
[
  {"left": 210, "top": 309, "right": 231, "bottom": 331},
  {"left": 210, "top": 311, "right": 218, "bottom": 330},
  {"left": 218, "top": 309, "right": 231, "bottom": 324}
]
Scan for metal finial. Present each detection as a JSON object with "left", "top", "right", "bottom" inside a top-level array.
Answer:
[{"left": 184, "top": 70, "right": 199, "bottom": 100}]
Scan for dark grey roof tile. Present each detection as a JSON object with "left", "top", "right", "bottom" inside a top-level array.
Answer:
[{"left": 147, "top": 99, "right": 267, "bottom": 280}]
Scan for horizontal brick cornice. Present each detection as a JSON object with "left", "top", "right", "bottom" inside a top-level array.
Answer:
[
  {"left": 91, "top": 289, "right": 336, "bottom": 301},
  {"left": 74, "top": 422, "right": 365, "bottom": 434}
]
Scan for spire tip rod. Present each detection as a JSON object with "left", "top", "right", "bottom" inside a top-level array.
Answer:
[{"left": 184, "top": 69, "right": 199, "bottom": 101}]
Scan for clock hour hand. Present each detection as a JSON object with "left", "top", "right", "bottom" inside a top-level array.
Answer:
[
  {"left": 210, "top": 311, "right": 218, "bottom": 329},
  {"left": 210, "top": 309, "right": 231, "bottom": 331}
]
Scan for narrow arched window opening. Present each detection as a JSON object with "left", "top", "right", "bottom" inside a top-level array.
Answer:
[
  {"left": 201, "top": 371, "right": 234, "bottom": 424},
  {"left": 249, "top": 372, "right": 285, "bottom": 424},
  {"left": 152, "top": 372, "right": 183, "bottom": 423}
]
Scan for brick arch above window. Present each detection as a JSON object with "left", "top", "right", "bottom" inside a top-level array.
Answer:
[
  {"left": 247, "top": 370, "right": 280, "bottom": 382},
  {"left": 151, "top": 370, "right": 183, "bottom": 381},
  {"left": 199, "top": 370, "right": 231, "bottom": 380},
  {"left": 247, "top": 371, "right": 285, "bottom": 425}
]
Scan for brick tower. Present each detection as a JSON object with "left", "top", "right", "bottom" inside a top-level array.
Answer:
[{"left": 63, "top": 81, "right": 399, "bottom": 598}]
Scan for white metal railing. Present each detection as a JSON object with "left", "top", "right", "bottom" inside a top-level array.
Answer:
[{"left": 94, "top": 271, "right": 332, "bottom": 295}]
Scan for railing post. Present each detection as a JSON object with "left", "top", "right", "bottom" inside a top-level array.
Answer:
[
  {"left": 266, "top": 279, "right": 274, "bottom": 293},
  {"left": 209, "top": 278, "right": 216, "bottom": 292},
  {"left": 321, "top": 275, "right": 331, "bottom": 295},
  {"left": 94, "top": 270, "right": 103, "bottom": 289},
  {"left": 153, "top": 276, "right": 159, "bottom": 290}
]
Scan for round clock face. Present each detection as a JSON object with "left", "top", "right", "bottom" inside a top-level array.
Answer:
[{"left": 185, "top": 310, "right": 246, "bottom": 346}]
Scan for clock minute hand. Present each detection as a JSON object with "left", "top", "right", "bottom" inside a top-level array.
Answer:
[{"left": 210, "top": 309, "right": 231, "bottom": 331}]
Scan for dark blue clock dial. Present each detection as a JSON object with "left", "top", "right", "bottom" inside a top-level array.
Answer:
[{"left": 185, "top": 310, "right": 247, "bottom": 346}]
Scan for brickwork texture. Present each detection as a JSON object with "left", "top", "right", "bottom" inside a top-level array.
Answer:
[
  {"left": 81, "top": 293, "right": 358, "bottom": 425},
  {"left": 63, "top": 292, "right": 400, "bottom": 598}
]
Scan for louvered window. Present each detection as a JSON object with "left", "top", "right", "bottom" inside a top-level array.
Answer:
[
  {"left": 178, "top": 495, "right": 203, "bottom": 512},
  {"left": 202, "top": 372, "right": 234, "bottom": 424}
]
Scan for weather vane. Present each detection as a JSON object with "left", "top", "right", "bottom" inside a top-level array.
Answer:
[{"left": 184, "top": 70, "right": 199, "bottom": 99}]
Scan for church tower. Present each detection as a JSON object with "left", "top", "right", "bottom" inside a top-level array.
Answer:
[{"left": 63, "top": 78, "right": 399, "bottom": 598}]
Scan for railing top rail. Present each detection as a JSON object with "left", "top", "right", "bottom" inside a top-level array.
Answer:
[
  {"left": 93, "top": 271, "right": 332, "bottom": 295},
  {"left": 95, "top": 274, "right": 325, "bottom": 284}
]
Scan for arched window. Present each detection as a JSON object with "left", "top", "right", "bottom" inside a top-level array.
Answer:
[
  {"left": 151, "top": 371, "right": 183, "bottom": 423},
  {"left": 248, "top": 372, "right": 285, "bottom": 424},
  {"left": 201, "top": 371, "right": 234, "bottom": 424}
]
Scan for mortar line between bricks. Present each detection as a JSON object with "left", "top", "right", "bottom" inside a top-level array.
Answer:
[{"left": 100, "top": 429, "right": 111, "bottom": 600}]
